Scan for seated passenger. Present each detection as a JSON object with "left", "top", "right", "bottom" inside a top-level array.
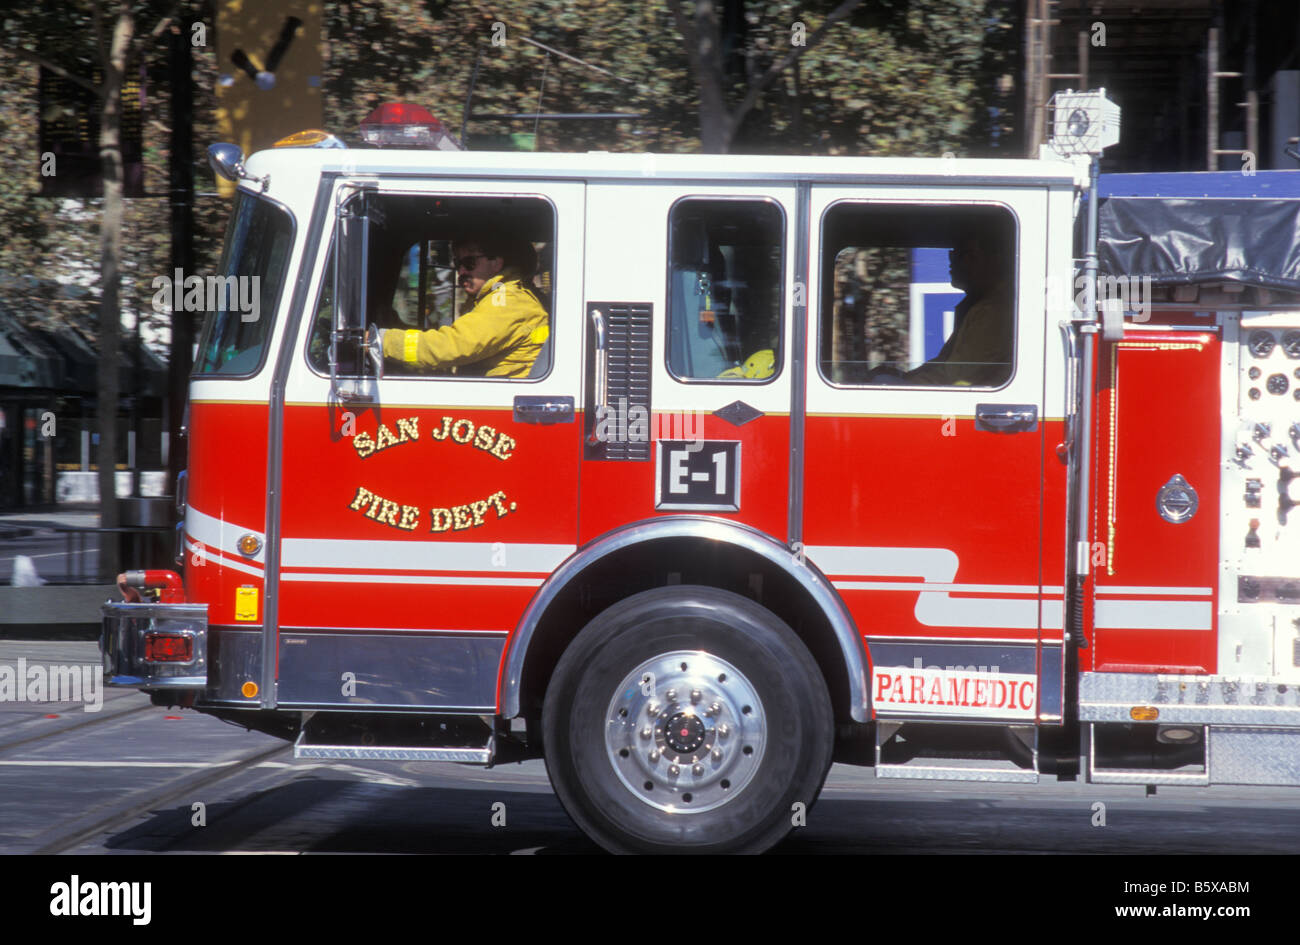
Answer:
[
  {"left": 378, "top": 235, "right": 548, "bottom": 378},
  {"left": 872, "top": 233, "right": 1013, "bottom": 387}
]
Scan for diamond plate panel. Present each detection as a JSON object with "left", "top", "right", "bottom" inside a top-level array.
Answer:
[
  {"left": 713, "top": 400, "right": 764, "bottom": 427},
  {"left": 1211, "top": 727, "right": 1300, "bottom": 785},
  {"left": 876, "top": 764, "right": 1039, "bottom": 783},
  {"left": 1079, "top": 671, "right": 1300, "bottom": 724}
]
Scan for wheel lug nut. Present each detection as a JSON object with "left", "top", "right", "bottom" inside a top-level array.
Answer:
[
  {"left": 690, "top": 689, "right": 702, "bottom": 703},
  {"left": 710, "top": 702, "right": 722, "bottom": 716},
  {"left": 649, "top": 749, "right": 660, "bottom": 761},
  {"left": 668, "top": 764, "right": 680, "bottom": 776},
  {"left": 666, "top": 689, "right": 677, "bottom": 702},
  {"left": 692, "top": 763, "right": 704, "bottom": 776},
  {"left": 711, "top": 748, "right": 723, "bottom": 761},
  {"left": 647, "top": 701, "right": 660, "bottom": 715},
  {"left": 641, "top": 726, "right": 652, "bottom": 739},
  {"left": 718, "top": 723, "right": 730, "bottom": 738}
]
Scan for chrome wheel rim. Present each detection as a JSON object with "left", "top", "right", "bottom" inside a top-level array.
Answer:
[{"left": 604, "top": 650, "right": 766, "bottom": 813}]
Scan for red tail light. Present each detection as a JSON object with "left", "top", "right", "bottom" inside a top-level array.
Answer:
[{"left": 144, "top": 632, "right": 193, "bottom": 663}]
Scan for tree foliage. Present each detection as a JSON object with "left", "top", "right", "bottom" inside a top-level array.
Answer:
[
  {"left": 320, "top": 0, "right": 1015, "bottom": 156},
  {"left": 0, "top": 0, "right": 1017, "bottom": 520}
]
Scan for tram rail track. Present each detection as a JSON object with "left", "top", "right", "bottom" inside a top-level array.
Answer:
[
  {"left": 0, "top": 701, "right": 153, "bottom": 756},
  {"left": 29, "top": 741, "right": 292, "bottom": 854}
]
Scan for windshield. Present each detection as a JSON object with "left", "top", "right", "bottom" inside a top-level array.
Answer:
[{"left": 194, "top": 192, "right": 294, "bottom": 375}]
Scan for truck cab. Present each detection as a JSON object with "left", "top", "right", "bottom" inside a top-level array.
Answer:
[{"left": 103, "top": 97, "right": 1300, "bottom": 853}]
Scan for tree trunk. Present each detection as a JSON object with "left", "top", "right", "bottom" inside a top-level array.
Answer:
[
  {"left": 96, "top": 1, "right": 133, "bottom": 580},
  {"left": 693, "top": 0, "right": 733, "bottom": 153}
]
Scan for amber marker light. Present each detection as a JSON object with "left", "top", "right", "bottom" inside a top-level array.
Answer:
[
  {"left": 237, "top": 534, "right": 263, "bottom": 556},
  {"left": 241, "top": 682, "right": 259, "bottom": 699},
  {"left": 1130, "top": 706, "right": 1159, "bottom": 721},
  {"left": 273, "top": 129, "right": 346, "bottom": 149}
]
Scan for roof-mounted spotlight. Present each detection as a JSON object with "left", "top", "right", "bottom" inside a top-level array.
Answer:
[{"left": 1047, "top": 88, "right": 1121, "bottom": 158}]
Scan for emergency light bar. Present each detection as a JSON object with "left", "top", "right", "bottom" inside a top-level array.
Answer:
[
  {"left": 359, "top": 103, "right": 463, "bottom": 151},
  {"left": 1047, "top": 89, "right": 1120, "bottom": 157}
]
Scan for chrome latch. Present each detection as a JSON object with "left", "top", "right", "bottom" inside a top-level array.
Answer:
[{"left": 1156, "top": 474, "right": 1198, "bottom": 524}]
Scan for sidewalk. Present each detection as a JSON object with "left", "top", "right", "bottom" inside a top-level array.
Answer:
[
  {"left": 0, "top": 509, "right": 126, "bottom": 640},
  {"left": 0, "top": 509, "right": 100, "bottom": 541},
  {"left": 0, "top": 509, "right": 101, "bottom": 530}
]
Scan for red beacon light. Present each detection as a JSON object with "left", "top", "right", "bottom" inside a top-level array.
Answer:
[{"left": 359, "top": 103, "right": 463, "bottom": 151}]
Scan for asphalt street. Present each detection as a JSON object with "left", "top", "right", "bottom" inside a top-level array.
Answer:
[{"left": 3, "top": 640, "right": 1299, "bottom": 859}]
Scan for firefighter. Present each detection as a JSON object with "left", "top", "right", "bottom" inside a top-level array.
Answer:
[
  {"left": 376, "top": 235, "right": 549, "bottom": 378},
  {"left": 873, "top": 230, "right": 1014, "bottom": 387}
]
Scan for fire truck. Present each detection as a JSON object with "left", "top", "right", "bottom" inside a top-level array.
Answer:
[{"left": 102, "top": 92, "right": 1300, "bottom": 853}]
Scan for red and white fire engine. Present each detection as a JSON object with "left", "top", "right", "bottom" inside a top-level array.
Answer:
[{"left": 102, "top": 92, "right": 1300, "bottom": 853}]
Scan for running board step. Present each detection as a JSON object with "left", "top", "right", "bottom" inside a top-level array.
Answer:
[
  {"left": 874, "top": 721, "right": 1039, "bottom": 783},
  {"left": 875, "top": 761, "right": 1039, "bottom": 784},
  {"left": 293, "top": 724, "right": 495, "bottom": 764},
  {"left": 1088, "top": 767, "right": 1207, "bottom": 786},
  {"left": 293, "top": 741, "right": 494, "bottom": 763}
]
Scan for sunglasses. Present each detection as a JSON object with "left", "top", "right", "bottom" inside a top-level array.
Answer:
[{"left": 455, "top": 254, "right": 484, "bottom": 271}]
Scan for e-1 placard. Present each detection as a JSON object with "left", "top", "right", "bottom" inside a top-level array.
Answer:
[{"left": 655, "top": 440, "right": 740, "bottom": 511}]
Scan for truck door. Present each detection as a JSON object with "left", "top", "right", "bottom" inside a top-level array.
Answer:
[
  {"left": 802, "top": 188, "right": 1055, "bottom": 723},
  {"left": 579, "top": 184, "right": 797, "bottom": 543},
  {"left": 274, "top": 177, "right": 584, "bottom": 711},
  {"left": 1088, "top": 324, "right": 1221, "bottom": 674}
]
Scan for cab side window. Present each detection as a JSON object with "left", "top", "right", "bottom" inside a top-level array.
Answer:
[
  {"left": 307, "top": 193, "right": 555, "bottom": 379},
  {"left": 195, "top": 193, "right": 293, "bottom": 377},
  {"left": 819, "top": 204, "right": 1017, "bottom": 388},
  {"left": 667, "top": 198, "right": 784, "bottom": 382}
]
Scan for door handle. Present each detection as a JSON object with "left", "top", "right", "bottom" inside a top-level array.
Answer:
[
  {"left": 513, "top": 395, "right": 575, "bottom": 424},
  {"left": 975, "top": 403, "right": 1038, "bottom": 433}
]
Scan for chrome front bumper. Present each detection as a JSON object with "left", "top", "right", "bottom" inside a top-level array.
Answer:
[{"left": 101, "top": 601, "right": 209, "bottom": 688}]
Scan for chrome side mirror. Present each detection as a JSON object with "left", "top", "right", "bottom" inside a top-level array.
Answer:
[{"left": 207, "top": 143, "right": 245, "bottom": 183}]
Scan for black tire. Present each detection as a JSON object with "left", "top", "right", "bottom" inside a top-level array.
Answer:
[{"left": 542, "top": 586, "right": 834, "bottom": 854}]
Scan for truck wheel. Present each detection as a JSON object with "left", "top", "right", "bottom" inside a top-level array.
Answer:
[{"left": 542, "top": 586, "right": 833, "bottom": 854}]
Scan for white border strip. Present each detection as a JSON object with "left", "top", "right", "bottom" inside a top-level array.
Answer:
[
  {"left": 1094, "top": 600, "right": 1213, "bottom": 631},
  {"left": 281, "top": 537, "right": 574, "bottom": 574},
  {"left": 280, "top": 572, "right": 543, "bottom": 587},
  {"left": 187, "top": 505, "right": 265, "bottom": 566},
  {"left": 1095, "top": 585, "right": 1213, "bottom": 596},
  {"left": 836, "top": 581, "right": 1054, "bottom": 595},
  {"left": 187, "top": 538, "right": 263, "bottom": 578},
  {"left": 806, "top": 545, "right": 1062, "bottom": 630}
]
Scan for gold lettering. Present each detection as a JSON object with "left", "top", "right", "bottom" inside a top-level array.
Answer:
[
  {"left": 398, "top": 505, "right": 420, "bottom": 530},
  {"left": 469, "top": 499, "right": 490, "bottom": 526},
  {"left": 396, "top": 416, "right": 419, "bottom": 442},
  {"left": 450, "top": 419, "right": 475, "bottom": 444},
  {"left": 375, "top": 499, "right": 400, "bottom": 526},
  {"left": 487, "top": 491, "right": 509, "bottom": 517},
  {"left": 429, "top": 508, "right": 452, "bottom": 532},
  {"left": 429, "top": 416, "right": 452, "bottom": 441},
  {"left": 452, "top": 504, "right": 473, "bottom": 529},
  {"left": 490, "top": 432, "right": 515, "bottom": 460},
  {"left": 375, "top": 424, "right": 399, "bottom": 451},
  {"left": 473, "top": 425, "right": 497, "bottom": 451},
  {"left": 349, "top": 485, "right": 375, "bottom": 510},
  {"left": 353, "top": 431, "right": 375, "bottom": 459}
]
